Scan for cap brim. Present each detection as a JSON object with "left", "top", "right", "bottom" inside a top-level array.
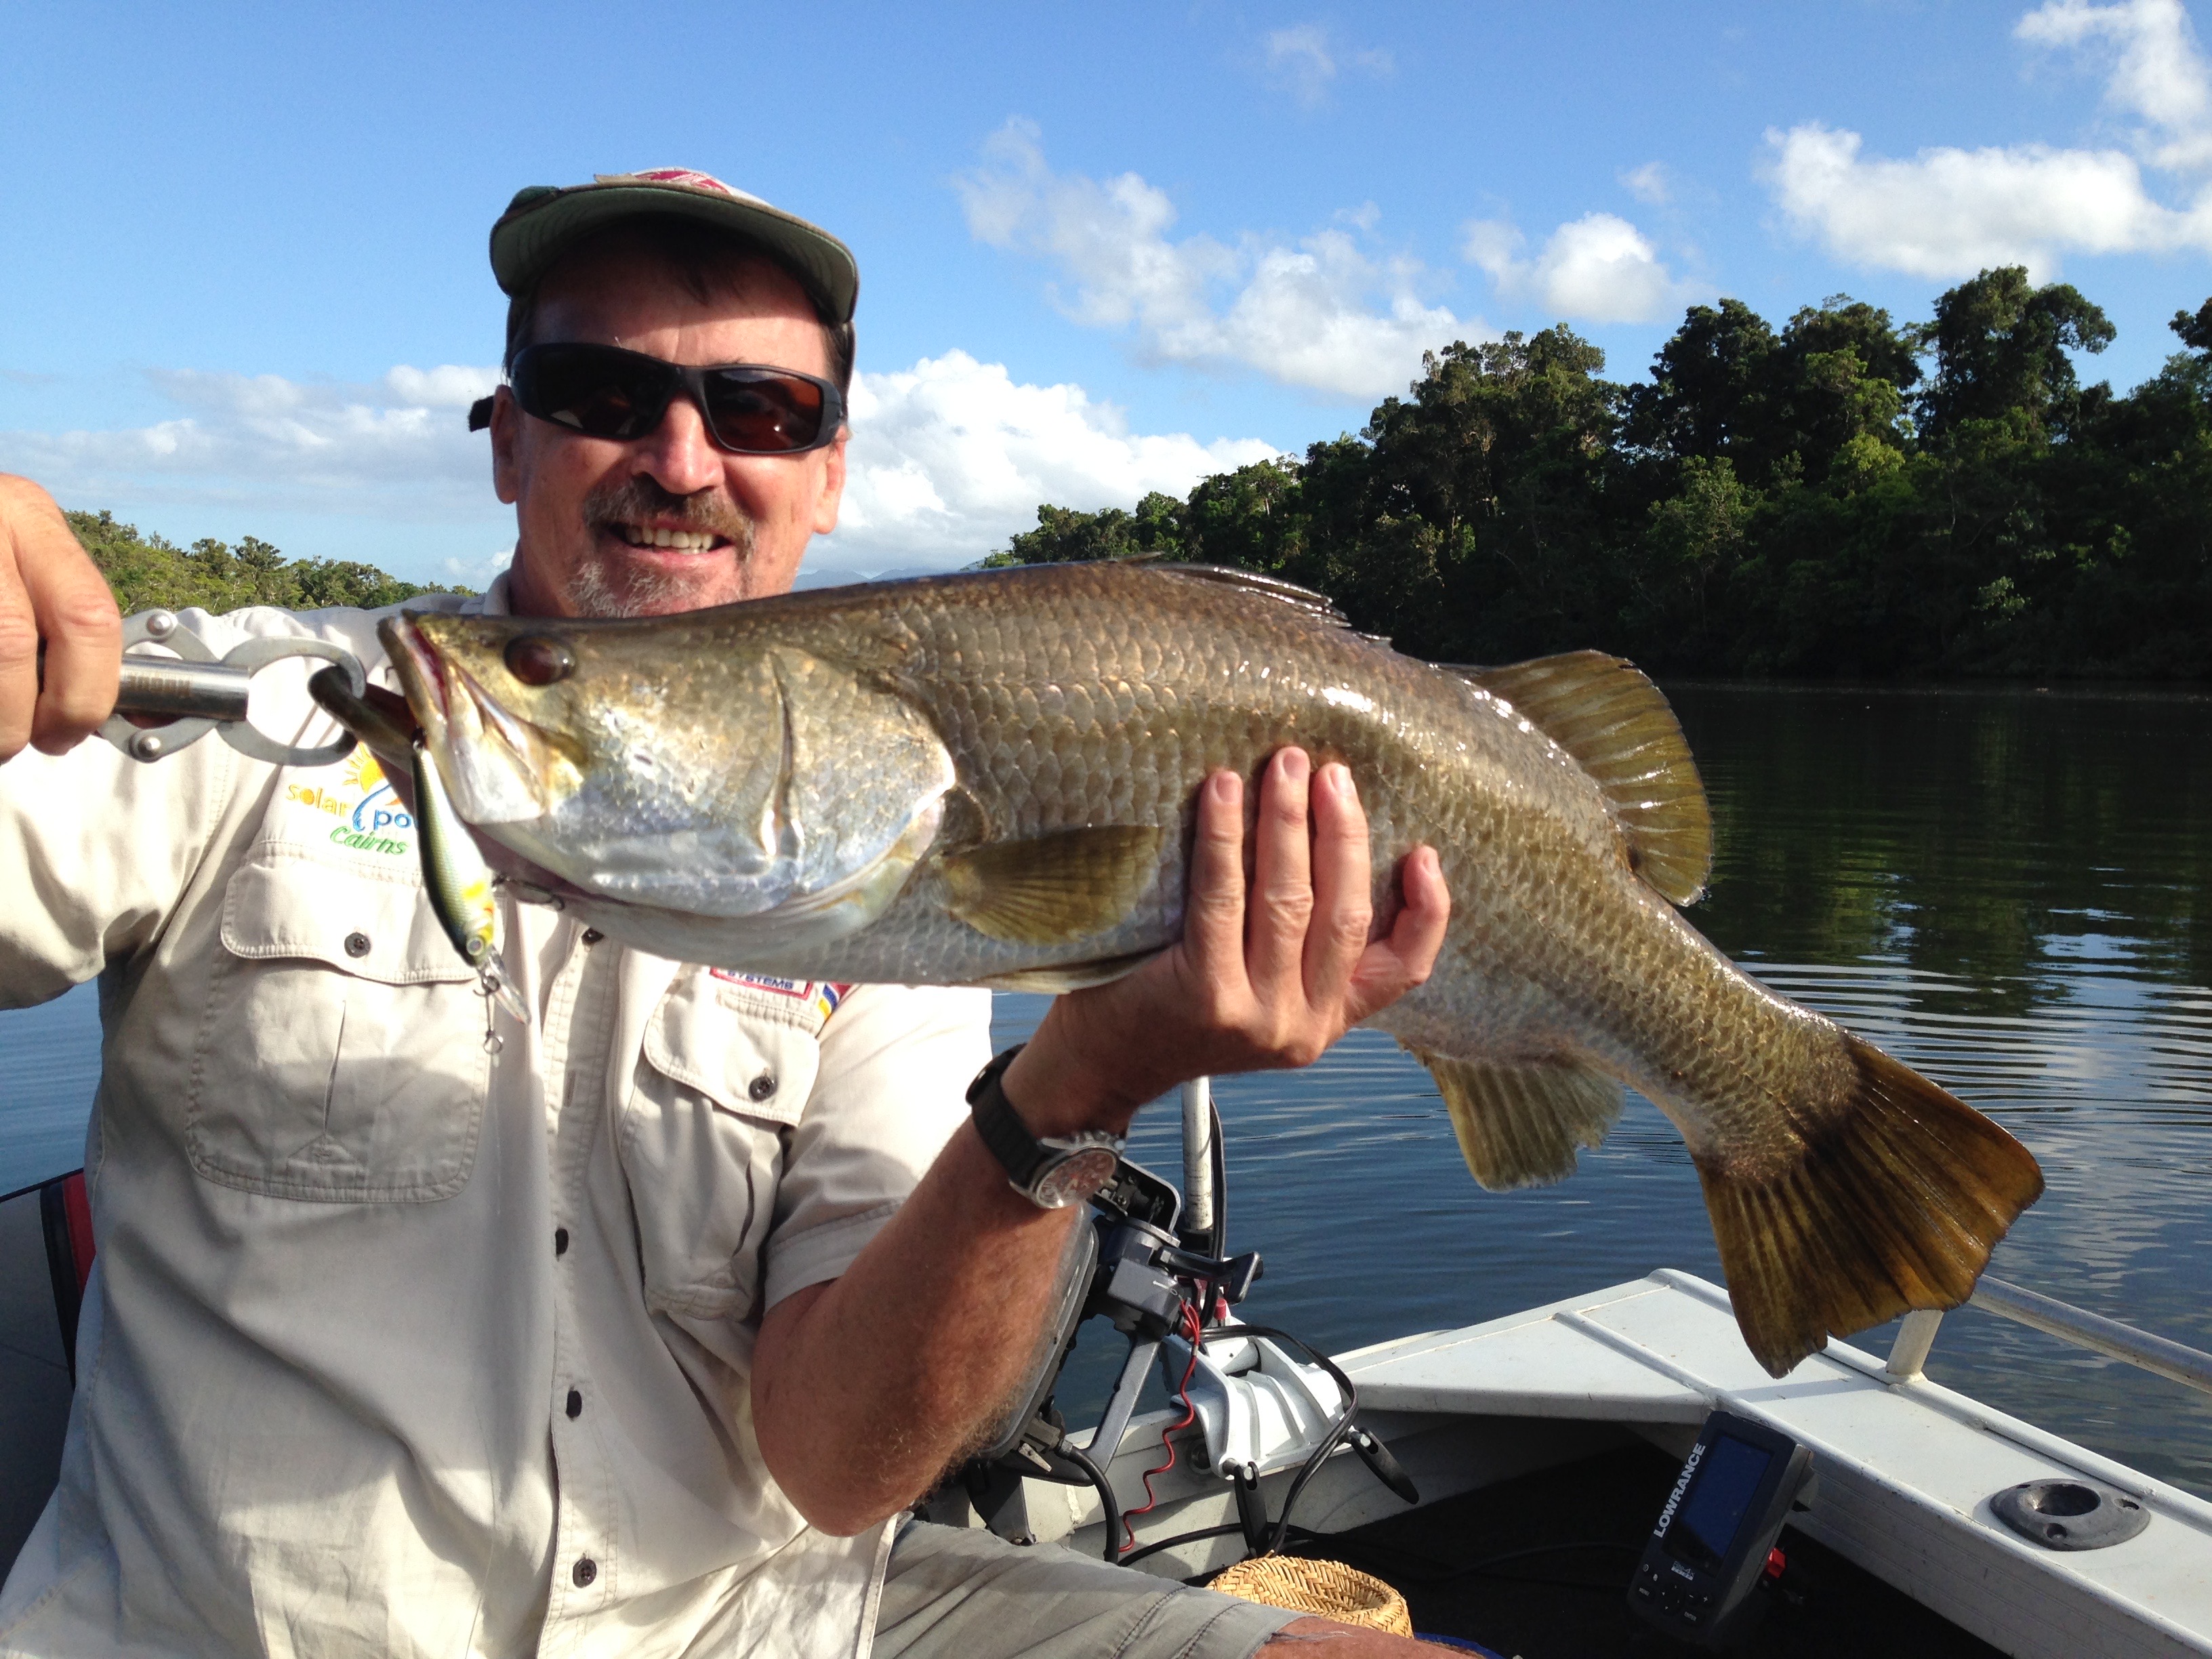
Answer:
[{"left": 491, "top": 182, "right": 858, "bottom": 324}]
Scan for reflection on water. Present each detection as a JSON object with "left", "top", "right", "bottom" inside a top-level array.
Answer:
[
  {"left": 4, "top": 684, "right": 2211, "bottom": 1493},
  {"left": 1002, "top": 682, "right": 2212, "bottom": 1500}
]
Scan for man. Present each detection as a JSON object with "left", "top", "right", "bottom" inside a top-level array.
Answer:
[{"left": 0, "top": 169, "right": 1449, "bottom": 1657}]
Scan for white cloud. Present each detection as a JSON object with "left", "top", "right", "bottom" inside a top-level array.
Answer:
[
  {"left": 2018, "top": 0, "right": 2212, "bottom": 167},
  {"left": 0, "top": 365, "right": 501, "bottom": 517},
  {"left": 443, "top": 546, "right": 514, "bottom": 590},
  {"left": 1619, "top": 161, "right": 1672, "bottom": 205},
  {"left": 818, "top": 349, "right": 1277, "bottom": 575},
  {"left": 1260, "top": 24, "right": 1393, "bottom": 108},
  {"left": 1463, "top": 211, "right": 1690, "bottom": 323},
  {"left": 1265, "top": 24, "right": 1337, "bottom": 106},
  {"left": 0, "top": 354, "right": 1273, "bottom": 583},
  {"left": 1765, "top": 0, "right": 2212, "bottom": 279},
  {"left": 956, "top": 121, "right": 1469, "bottom": 399}
]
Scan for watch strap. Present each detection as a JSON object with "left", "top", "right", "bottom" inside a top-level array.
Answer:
[{"left": 967, "top": 1045, "right": 1049, "bottom": 1189}]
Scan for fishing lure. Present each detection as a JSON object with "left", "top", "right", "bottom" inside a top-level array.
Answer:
[{"left": 411, "top": 737, "right": 529, "bottom": 1038}]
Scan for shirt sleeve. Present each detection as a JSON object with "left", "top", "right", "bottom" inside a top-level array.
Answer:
[
  {"left": 0, "top": 690, "right": 237, "bottom": 1008},
  {"left": 759, "top": 983, "right": 993, "bottom": 1310}
]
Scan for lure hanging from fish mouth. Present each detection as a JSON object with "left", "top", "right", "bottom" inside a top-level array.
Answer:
[
  {"left": 411, "top": 736, "right": 529, "bottom": 1037},
  {"left": 307, "top": 666, "right": 530, "bottom": 1031}
]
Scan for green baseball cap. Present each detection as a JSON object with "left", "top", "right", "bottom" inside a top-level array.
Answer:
[{"left": 489, "top": 167, "right": 859, "bottom": 324}]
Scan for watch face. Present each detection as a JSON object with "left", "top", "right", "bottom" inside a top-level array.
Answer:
[{"left": 1032, "top": 1147, "right": 1122, "bottom": 1208}]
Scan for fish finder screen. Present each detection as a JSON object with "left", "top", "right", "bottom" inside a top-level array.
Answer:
[{"left": 1667, "top": 1435, "right": 1774, "bottom": 1572}]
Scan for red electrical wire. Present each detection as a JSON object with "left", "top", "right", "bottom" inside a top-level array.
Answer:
[{"left": 1122, "top": 1302, "right": 1204, "bottom": 1551}]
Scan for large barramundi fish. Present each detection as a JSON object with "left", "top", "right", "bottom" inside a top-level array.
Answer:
[{"left": 340, "top": 561, "right": 2043, "bottom": 1375}]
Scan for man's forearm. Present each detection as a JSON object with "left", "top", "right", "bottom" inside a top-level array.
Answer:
[
  {"left": 749, "top": 755, "right": 1448, "bottom": 1539},
  {"left": 750, "top": 1119, "right": 1083, "bottom": 1536}
]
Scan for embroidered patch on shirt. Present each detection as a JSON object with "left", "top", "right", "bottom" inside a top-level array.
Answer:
[
  {"left": 708, "top": 970, "right": 855, "bottom": 1023},
  {"left": 280, "top": 749, "right": 417, "bottom": 859}
]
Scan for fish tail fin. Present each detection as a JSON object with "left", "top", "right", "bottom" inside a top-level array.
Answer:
[{"left": 1699, "top": 1035, "right": 2043, "bottom": 1377}]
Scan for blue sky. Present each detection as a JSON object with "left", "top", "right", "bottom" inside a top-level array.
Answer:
[{"left": 6, "top": 1, "right": 2212, "bottom": 588}]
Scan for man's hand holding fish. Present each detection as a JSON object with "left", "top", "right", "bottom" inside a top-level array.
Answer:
[{"left": 1005, "top": 750, "right": 1450, "bottom": 1137}]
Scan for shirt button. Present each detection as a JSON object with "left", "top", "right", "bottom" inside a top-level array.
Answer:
[
  {"left": 554, "top": 1227, "right": 569, "bottom": 1256},
  {"left": 581, "top": 927, "right": 604, "bottom": 945},
  {"left": 567, "top": 1388, "right": 583, "bottom": 1420},
  {"left": 572, "top": 1556, "right": 597, "bottom": 1588},
  {"left": 344, "top": 931, "right": 371, "bottom": 958},
  {"left": 748, "top": 1073, "right": 777, "bottom": 1102}
]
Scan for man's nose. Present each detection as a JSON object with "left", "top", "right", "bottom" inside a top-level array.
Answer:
[{"left": 631, "top": 392, "right": 724, "bottom": 496}]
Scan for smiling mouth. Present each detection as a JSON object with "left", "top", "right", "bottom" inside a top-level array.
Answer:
[{"left": 611, "top": 523, "right": 726, "bottom": 552}]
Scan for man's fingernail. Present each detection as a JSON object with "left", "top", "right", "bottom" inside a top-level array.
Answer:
[
  {"left": 1211, "top": 771, "right": 1240, "bottom": 803},
  {"left": 1326, "top": 763, "right": 1355, "bottom": 800},
  {"left": 1280, "top": 747, "right": 1309, "bottom": 781}
]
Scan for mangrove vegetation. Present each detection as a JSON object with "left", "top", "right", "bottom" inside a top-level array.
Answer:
[{"left": 994, "top": 266, "right": 2212, "bottom": 679}]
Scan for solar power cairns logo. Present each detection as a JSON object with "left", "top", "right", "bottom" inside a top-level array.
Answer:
[{"left": 285, "top": 750, "right": 416, "bottom": 857}]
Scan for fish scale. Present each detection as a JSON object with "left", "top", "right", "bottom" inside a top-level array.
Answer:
[{"left": 358, "top": 560, "right": 2045, "bottom": 1376}]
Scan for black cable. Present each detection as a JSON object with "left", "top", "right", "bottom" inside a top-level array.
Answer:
[
  {"left": 1284, "top": 1528, "right": 1640, "bottom": 1591},
  {"left": 1460, "top": 1541, "right": 1641, "bottom": 1575},
  {"left": 1195, "top": 1322, "right": 1360, "bottom": 1556},
  {"left": 1206, "top": 1099, "right": 1226, "bottom": 1260},
  {"left": 1056, "top": 1441, "right": 1124, "bottom": 1565},
  {"left": 1118, "top": 1521, "right": 1244, "bottom": 1569}
]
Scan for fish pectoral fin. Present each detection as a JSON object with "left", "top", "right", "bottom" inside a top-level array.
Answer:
[
  {"left": 1455, "top": 651, "right": 1713, "bottom": 907},
  {"left": 1413, "top": 1049, "right": 1623, "bottom": 1190},
  {"left": 939, "top": 826, "right": 1166, "bottom": 945},
  {"left": 977, "top": 947, "right": 1166, "bottom": 994},
  {"left": 1698, "top": 1035, "right": 2045, "bottom": 1379}
]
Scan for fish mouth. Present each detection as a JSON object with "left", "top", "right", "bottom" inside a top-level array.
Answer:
[{"left": 382, "top": 614, "right": 556, "bottom": 826}]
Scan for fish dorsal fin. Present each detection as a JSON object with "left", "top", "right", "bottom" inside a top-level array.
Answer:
[
  {"left": 1456, "top": 651, "right": 1713, "bottom": 905},
  {"left": 1411, "top": 1048, "right": 1623, "bottom": 1189},
  {"left": 1151, "top": 564, "right": 1349, "bottom": 626}
]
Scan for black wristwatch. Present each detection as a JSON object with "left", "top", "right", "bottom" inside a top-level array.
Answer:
[{"left": 966, "top": 1045, "right": 1125, "bottom": 1210}]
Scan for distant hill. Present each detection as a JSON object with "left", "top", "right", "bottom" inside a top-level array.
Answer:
[{"left": 67, "top": 510, "right": 463, "bottom": 616}]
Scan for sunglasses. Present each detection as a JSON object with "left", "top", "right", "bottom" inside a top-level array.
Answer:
[{"left": 506, "top": 342, "right": 845, "bottom": 455}]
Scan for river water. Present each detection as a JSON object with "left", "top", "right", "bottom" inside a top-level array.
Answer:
[{"left": 5, "top": 683, "right": 2211, "bottom": 1494}]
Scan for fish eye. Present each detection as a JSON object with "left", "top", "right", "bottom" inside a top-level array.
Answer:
[{"left": 504, "top": 635, "right": 575, "bottom": 687}]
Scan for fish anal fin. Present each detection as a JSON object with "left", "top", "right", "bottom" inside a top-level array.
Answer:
[
  {"left": 940, "top": 825, "right": 1166, "bottom": 945},
  {"left": 1699, "top": 1035, "right": 2045, "bottom": 1377},
  {"left": 1414, "top": 1048, "right": 1623, "bottom": 1190},
  {"left": 1456, "top": 651, "right": 1713, "bottom": 906}
]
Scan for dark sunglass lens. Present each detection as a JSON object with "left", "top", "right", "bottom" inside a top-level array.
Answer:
[
  {"left": 520, "top": 348, "right": 666, "bottom": 441},
  {"left": 701, "top": 370, "right": 825, "bottom": 453}
]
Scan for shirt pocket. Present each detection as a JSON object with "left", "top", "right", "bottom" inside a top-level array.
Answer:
[
  {"left": 186, "top": 842, "right": 488, "bottom": 1202},
  {"left": 624, "top": 970, "right": 823, "bottom": 1325}
]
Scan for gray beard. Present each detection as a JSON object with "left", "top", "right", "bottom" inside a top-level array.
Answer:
[{"left": 562, "top": 550, "right": 741, "bottom": 618}]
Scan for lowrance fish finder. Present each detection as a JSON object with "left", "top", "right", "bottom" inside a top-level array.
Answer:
[{"left": 1629, "top": 1408, "right": 1813, "bottom": 1644}]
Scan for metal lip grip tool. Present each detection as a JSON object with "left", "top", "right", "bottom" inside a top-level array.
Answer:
[
  {"left": 1630, "top": 1408, "right": 1814, "bottom": 1645},
  {"left": 94, "top": 608, "right": 365, "bottom": 768}
]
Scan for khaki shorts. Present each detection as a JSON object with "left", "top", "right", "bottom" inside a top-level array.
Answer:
[{"left": 872, "top": 1521, "right": 1297, "bottom": 1659}]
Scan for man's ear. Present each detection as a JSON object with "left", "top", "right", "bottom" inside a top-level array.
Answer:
[
  {"left": 491, "top": 386, "right": 523, "bottom": 505},
  {"left": 810, "top": 428, "right": 849, "bottom": 536}
]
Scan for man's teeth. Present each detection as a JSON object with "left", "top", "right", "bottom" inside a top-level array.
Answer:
[{"left": 615, "top": 524, "right": 718, "bottom": 550}]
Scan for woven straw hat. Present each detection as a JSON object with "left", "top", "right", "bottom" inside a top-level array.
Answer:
[{"left": 1208, "top": 1555, "right": 1414, "bottom": 1637}]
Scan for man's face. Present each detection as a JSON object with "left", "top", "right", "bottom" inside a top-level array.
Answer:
[{"left": 491, "top": 241, "right": 848, "bottom": 619}]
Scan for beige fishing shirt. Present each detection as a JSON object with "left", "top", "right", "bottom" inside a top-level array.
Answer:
[{"left": 0, "top": 581, "right": 988, "bottom": 1659}]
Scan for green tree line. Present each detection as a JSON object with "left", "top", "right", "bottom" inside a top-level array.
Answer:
[
  {"left": 992, "top": 266, "right": 2212, "bottom": 678},
  {"left": 66, "top": 510, "right": 456, "bottom": 615}
]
